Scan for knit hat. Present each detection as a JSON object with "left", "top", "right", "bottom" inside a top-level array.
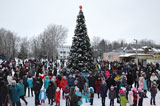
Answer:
[
  {"left": 65, "top": 85, "right": 69, "bottom": 89},
  {"left": 111, "top": 86, "right": 114, "bottom": 89},
  {"left": 89, "top": 87, "right": 94, "bottom": 92},
  {"left": 133, "top": 88, "right": 137, "bottom": 92},
  {"left": 121, "top": 87, "right": 126, "bottom": 91},
  {"left": 75, "top": 86, "right": 79, "bottom": 92},
  {"left": 129, "top": 91, "right": 133, "bottom": 95},
  {"left": 138, "top": 88, "right": 143, "bottom": 92},
  {"left": 56, "top": 87, "right": 60, "bottom": 92},
  {"left": 119, "top": 90, "right": 125, "bottom": 94}
]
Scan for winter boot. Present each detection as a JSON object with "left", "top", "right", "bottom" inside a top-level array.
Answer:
[
  {"left": 150, "top": 100, "right": 152, "bottom": 105},
  {"left": 153, "top": 101, "right": 156, "bottom": 105}
]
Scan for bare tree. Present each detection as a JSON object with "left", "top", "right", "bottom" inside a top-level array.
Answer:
[
  {"left": 91, "top": 36, "right": 101, "bottom": 48},
  {"left": 30, "top": 24, "right": 68, "bottom": 60},
  {"left": 0, "top": 28, "right": 19, "bottom": 59},
  {"left": 18, "top": 37, "right": 29, "bottom": 60}
]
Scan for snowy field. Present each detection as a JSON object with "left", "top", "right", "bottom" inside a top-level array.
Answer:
[{"left": 23, "top": 90, "right": 160, "bottom": 106}]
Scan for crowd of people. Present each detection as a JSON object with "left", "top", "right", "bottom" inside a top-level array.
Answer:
[{"left": 0, "top": 59, "right": 160, "bottom": 106}]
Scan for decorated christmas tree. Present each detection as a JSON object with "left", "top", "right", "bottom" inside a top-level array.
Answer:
[{"left": 67, "top": 6, "right": 95, "bottom": 73}]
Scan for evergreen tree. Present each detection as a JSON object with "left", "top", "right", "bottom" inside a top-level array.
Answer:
[{"left": 67, "top": 6, "right": 95, "bottom": 73}]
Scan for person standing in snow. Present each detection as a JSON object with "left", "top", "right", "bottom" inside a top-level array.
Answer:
[
  {"left": 68, "top": 74, "right": 74, "bottom": 87},
  {"left": 100, "top": 81, "right": 108, "bottom": 106},
  {"left": 64, "top": 85, "right": 70, "bottom": 106},
  {"left": 119, "top": 87, "right": 128, "bottom": 106},
  {"left": 84, "top": 84, "right": 90, "bottom": 103},
  {"left": 95, "top": 77, "right": 102, "bottom": 98},
  {"left": 44, "top": 76, "right": 50, "bottom": 90},
  {"left": 60, "top": 76, "right": 68, "bottom": 99},
  {"left": 9, "top": 80, "right": 21, "bottom": 106},
  {"left": 69, "top": 87, "right": 79, "bottom": 106},
  {"left": 39, "top": 89, "right": 47, "bottom": 104},
  {"left": 138, "top": 88, "right": 144, "bottom": 106},
  {"left": 75, "top": 87, "right": 85, "bottom": 106},
  {"left": 109, "top": 86, "right": 116, "bottom": 106},
  {"left": 133, "top": 88, "right": 138, "bottom": 106},
  {"left": 128, "top": 91, "right": 134, "bottom": 106},
  {"left": 55, "top": 87, "right": 60, "bottom": 106},
  {"left": 33, "top": 76, "right": 43, "bottom": 106},
  {"left": 18, "top": 80, "right": 28, "bottom": 105},
  {"left": 46, "top": 80, "right": 56, "bottom": 105},
  {"left": 89, "top": 87, "right": 94, "bottom": 105},
  {"left": 150, "top": 82, "right": 157, "bottom": 105},
  {"left": 27, "top": 76, "right": 33, "bottom": 97}
]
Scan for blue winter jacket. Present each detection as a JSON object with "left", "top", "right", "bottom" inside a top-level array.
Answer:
[
  {"left": 18, "top": 83, "right": 25, "bottom": 96},
  {"left": 44, "top": 76, "right": 50, "bottom": 90},
  {"left": 27, "top": 78, "right": 33, "bottom": 88},
  {"left": 9, "top": 85, "right": 20, "bottom": 102},
  {"left": 68, "top": 78, "right": 74, "bottom": 86},
  {"left": 39, "top": 91, "right": 47, "bottom": 101},
  {"left": 75, "top": 91, "right": 85, "bottom": 105}
]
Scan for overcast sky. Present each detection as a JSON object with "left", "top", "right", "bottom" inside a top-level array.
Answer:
[{"left": 0, "top": 0, "right": 160, "bottom": 45}]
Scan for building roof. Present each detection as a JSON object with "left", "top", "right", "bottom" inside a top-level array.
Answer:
[{"left": 119, "top": 53, "right": 153, "bottom": 57}]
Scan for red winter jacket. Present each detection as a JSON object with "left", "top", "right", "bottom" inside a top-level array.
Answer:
[
  {"left": 55, "top": 79, "right": 61, "bottom": 88},
  {"left": 95, "top": 80, "right": 102, "bottom": 93},
  {"left": 55, "top": 91, "right": 60, "bottom": 104},
  {"left": 60, "top": 78, "right": 68, "bottom": 91}
]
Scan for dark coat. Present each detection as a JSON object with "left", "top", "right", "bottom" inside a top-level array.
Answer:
[
  {"left": 100, "top": 83, "right": 108, "bottom": 97},
  {"left": 33, "top": 79, "right": 42, "bottom": 92},
  {"left": 107, "top": 77, "right": 116, "bottom": 88},
  {"left": 23, "top": 77, "right": 28, "bottom": 87},
  {"left": 150, "top": 86, "right": 157, "bottom": 97},
  {"left": 46, "top": 82, "right": 56, "bottom": 99},
  {"left": 127, "top": 73, "right": 134, "bottom": 85},
  {"left": 109, "top": 90, "right": 116, "bottom": 100},
  {"left": 0, "top": 81, "right": 8, "bottom": 105},
  {"left": 69, "top": 93, "right": 79, "bottom": 106},
  {"left": 88, "top": 76, "right": 95, "bottom": 88},
  {"left": 77, "top": 77, "right": 85, "bottom": 90}
]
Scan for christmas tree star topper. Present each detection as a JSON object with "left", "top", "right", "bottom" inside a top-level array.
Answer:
[{"left": 79, "top": 5, "right": 82, "bottom": 9}]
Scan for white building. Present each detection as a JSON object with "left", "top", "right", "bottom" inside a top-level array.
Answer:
[{"left": 57, "top": 45, "right": 71, "bottom": 60}]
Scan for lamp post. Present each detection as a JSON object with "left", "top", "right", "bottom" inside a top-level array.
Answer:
[{"left": 134, "top": 39, "right": 138, "bottom": 65}]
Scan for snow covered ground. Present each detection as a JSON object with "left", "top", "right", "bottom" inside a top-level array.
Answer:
[{"left": 23, "top": 90, "right": 160, "bottom": 106}]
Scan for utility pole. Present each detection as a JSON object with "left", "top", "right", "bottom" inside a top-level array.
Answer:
[{"left": 134, "top": 39, "right": 138, "bottom": 65}]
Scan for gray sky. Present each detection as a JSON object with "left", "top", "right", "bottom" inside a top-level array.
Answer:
[{"left": 0, "top": 0, "right": 160, "bottom": 45}]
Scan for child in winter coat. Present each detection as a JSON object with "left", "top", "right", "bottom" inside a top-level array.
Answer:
[
  {"left": 75, "top": 87, "right": 85, "bottom": 106},
  {"left": 39, "top": 89, "right": 47, "bottom": 104},
  {"left": 89, "top": 87, "right": 94, "bottom": 105},
  {"left": 133, "top": 88, "right": 139, "bottom": 106},
  {"left": 138, "top": 88, "right": 144, "bottom": 106},
  {"left": 150, "top": 83, "right": 157, "bottom": 105},
  {"left": 119, "top": 87, "right": 128, "bottom": 106},
  {"left": 60, "top": 76, "right": 68, "bottom": 99},
  {"left": 139, "top": 77, "right": 144, "bottom": 89},
  {"left": 64, "top": 85, "right": 70, "bottom": 106},
  {"left": 55, "top": 87, "right": 60, "bottom": 106},
  {"left": 44, "top": 76, "right": 50, "bottom": 90},
  {"left": 109, "top": 86, "right": 116, "bottom": 106},
  {"left": 84, "top": 84, "right": 90, "bottom": 103},
  {"left": 128, "top": 91, "right": 133, "bottom": 106}
]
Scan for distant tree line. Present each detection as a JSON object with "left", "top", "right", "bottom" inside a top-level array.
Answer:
[
  {"left": 91, "top": 36, "right": 160, "bottom": 58},
  {"left": 0, "top": 24, "right": 68, "bottom": 60}
]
